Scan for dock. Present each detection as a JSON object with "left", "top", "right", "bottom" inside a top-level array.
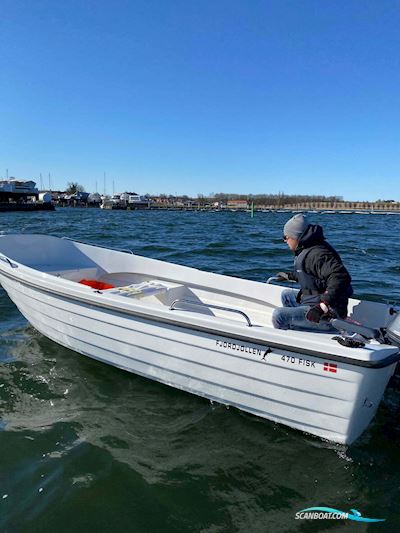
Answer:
[{"left": 0, "top": 202, "right": 55, "bottom": 212}]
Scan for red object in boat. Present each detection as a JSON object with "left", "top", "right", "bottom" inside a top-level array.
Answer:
[{"left": 79, "top": 279, "right": 115, "bottom": 290}]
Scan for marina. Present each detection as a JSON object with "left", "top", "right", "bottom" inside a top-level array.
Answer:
[
  {"left": 1, "top": 178, "right": 400, "bottom": 215},
  {"left": 1, "top": 1, "right": 399, "bottom": 528},
  {"left": 2, "top": 0, "right": 400, "bottom": 528}
]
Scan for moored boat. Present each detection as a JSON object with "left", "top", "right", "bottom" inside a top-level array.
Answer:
[{"left": 0, "top": 234, "right": 399, "bottom": 444}]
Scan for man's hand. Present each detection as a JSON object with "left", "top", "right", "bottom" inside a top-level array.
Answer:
[
  {"left": 276, "top": 272, "right": 291, "bottom": 281},
  {"left": 306, "top": 302, "right": 330, "bottom": 323}
]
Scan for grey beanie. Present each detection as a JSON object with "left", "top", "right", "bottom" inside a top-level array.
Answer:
[{"left": 283, "top": 213, "right": 309, "bottom": 239}]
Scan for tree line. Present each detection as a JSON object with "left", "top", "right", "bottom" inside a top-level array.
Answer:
[
  {"left": 201, "top": 193, "right": 344, "bottom": 206},
  {"left": 64, "top": 184, "right": 396, "bottom": 206}
]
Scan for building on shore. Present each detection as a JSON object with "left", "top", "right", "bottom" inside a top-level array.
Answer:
[
  {"left": 226, "top": 199, "right": 249, "bottom": 210},
  {"left": 0, "top": 178, "right": 54, "bottom": 212},
  {"left": 0, "top": 178, "right": 38, "bottom": 201}
]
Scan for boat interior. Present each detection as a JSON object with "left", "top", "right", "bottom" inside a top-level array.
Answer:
[
  {"left": 53, "top": 266, "right": 395, "bottom": 334},
  {"left": 0, "top": 234, "right": 396, "bottom": 334},
  {"left": 49, "top": 265, "right": 279, "bottom": 328}
]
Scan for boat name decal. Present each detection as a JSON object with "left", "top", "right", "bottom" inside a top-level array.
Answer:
[{"left": 215, "top": 339, "right": 271, "bottom": 359}]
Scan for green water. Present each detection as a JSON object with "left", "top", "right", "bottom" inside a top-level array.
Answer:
[{"left": 1, "top": 209, "right": 400, "bottom": 532}]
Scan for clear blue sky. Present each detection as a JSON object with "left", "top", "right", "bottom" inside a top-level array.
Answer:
[{"left": 1, "top": 0, "right": 399, "bottom": 200}]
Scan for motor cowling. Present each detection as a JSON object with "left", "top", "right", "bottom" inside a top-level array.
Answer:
[{"left": 386, "top": 313, "right": 400, "bottom": 347}]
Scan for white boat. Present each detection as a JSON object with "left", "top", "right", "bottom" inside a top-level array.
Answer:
[
  {"left": 120, "top": 192, "right": 150, "bottom": 207},
  {"left": 0, "top": 234, "right": 399, "bottom": 445}
]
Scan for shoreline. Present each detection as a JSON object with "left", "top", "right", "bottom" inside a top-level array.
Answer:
[
  {"left": 2, "top": 202, "right": 400, "bottom": 215},
  {"left": 55, "top": 205, "right": 400, "bottom": 214},
  {"left": 0, "top": 202, "right": 55, "bottom": 212}
]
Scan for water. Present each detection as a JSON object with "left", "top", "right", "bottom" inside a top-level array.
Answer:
[{"left": 1, "top": 208, "right": 400, "bottom": 532}]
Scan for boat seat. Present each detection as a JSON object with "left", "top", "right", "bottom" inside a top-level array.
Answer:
[
  {"left": 45, "top": 266, "right": 103, "bottom": 281},
  {"left": 107, "top": 280, "right": 180, "bottom": 299},
  {"left": 104, "top": 279, "right": 216, "bottom": 315}
]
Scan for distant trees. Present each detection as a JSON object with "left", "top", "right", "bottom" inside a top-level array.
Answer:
[
  {"left": 200, "top": 193, "right": 344, "bottom": 206},
  {"left": 66, "top": 182, "right": 85, "bottom": 194},
  {"left": 197, "top": 194, "right": 208, "bottom": 206},
  {"left": 151, "top": 192, "right": 345, "bottom": 206}
]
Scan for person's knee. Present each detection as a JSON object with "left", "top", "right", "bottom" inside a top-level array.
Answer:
[
  {"left": 281, "top": 289, "right": 296, "bottom": 307},
  {"left": 272, "top": 308, "right": 289, "bottom": 329}
]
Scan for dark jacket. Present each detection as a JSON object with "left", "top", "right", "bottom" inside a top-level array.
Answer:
[{"left": 292, "top": 224, "right": 353, "bottom": 318}]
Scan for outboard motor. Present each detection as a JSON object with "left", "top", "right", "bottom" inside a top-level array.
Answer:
[
  {"left": 384, "top": 312, "right": 400, "bottom": 391},
  {"left": 331, "top": 309, "right": 400, "bottom": 348},
  {"left": 331, "top": 318, "right": 382, "bottom": 346},
  {"left": 386, "top": 313, "right": 400, "bottom": 347}
]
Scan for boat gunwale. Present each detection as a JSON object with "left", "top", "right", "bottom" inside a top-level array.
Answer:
[{"left": 0, "top": 262, "right": 399, "bottom": 370}]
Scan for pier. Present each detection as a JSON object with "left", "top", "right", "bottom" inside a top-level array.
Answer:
[{"left": 0, "top": 202, "right": 54, "bottom": 212}]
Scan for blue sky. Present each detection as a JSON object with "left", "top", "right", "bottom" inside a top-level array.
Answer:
[{"left": 1, "top": 0, "right": 399, "bottom": 200}]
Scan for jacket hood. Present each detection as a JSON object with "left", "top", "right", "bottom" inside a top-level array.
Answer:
[{"left": 296, "top": 224, "right": 325, "bottom": 253}]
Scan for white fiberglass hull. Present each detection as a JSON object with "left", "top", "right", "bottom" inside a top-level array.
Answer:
[
  {"left": 0, "top": 274, "right": 395, "bottom": 445},
  {"left": 0, "top": 234, "right": 399, "bottom": 445}
]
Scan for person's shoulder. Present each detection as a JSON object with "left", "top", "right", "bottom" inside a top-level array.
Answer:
[
  {"left": 311, "top": 240, "right": 337, "bottom": 252},
  {"left": 305, "top": 242, "right": 328, "bottom": 253},
  {"left": 304, "top": 242, "right": 336, "bottom": 261}
]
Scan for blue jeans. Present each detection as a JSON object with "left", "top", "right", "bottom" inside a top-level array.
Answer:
[{"left": 272, "top": 289, "right": 334, "bottom": 332}]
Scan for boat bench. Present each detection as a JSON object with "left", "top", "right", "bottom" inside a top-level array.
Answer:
[
  {"left": 104, "top": 279, "right": 216, "bottom": 315},
  {"left": 107, "top": 280, "right": 183, "bottom": 300},
  {"left": 44, "top": 266, "right": 104, "bottom": 281},
  {"left": 45, "top": 269, "right": 199, "bottom": 308}
]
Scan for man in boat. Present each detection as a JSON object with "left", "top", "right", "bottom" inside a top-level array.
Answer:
[{"left": 272, "top": 213, "right": 353, "bottom": 331}]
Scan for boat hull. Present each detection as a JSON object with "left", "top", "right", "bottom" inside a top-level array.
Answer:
[{"left": 0, "top": 273, "right": 395, "bottom": 445}]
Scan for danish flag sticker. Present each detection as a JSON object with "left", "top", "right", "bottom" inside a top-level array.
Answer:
[{"left": 323, "top": 362, "right": 337, "bottom": 373}]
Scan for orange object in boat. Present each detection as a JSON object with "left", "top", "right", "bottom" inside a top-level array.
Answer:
[{"left": 79, "top": 279, "right": 115, "bottom": 290}]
